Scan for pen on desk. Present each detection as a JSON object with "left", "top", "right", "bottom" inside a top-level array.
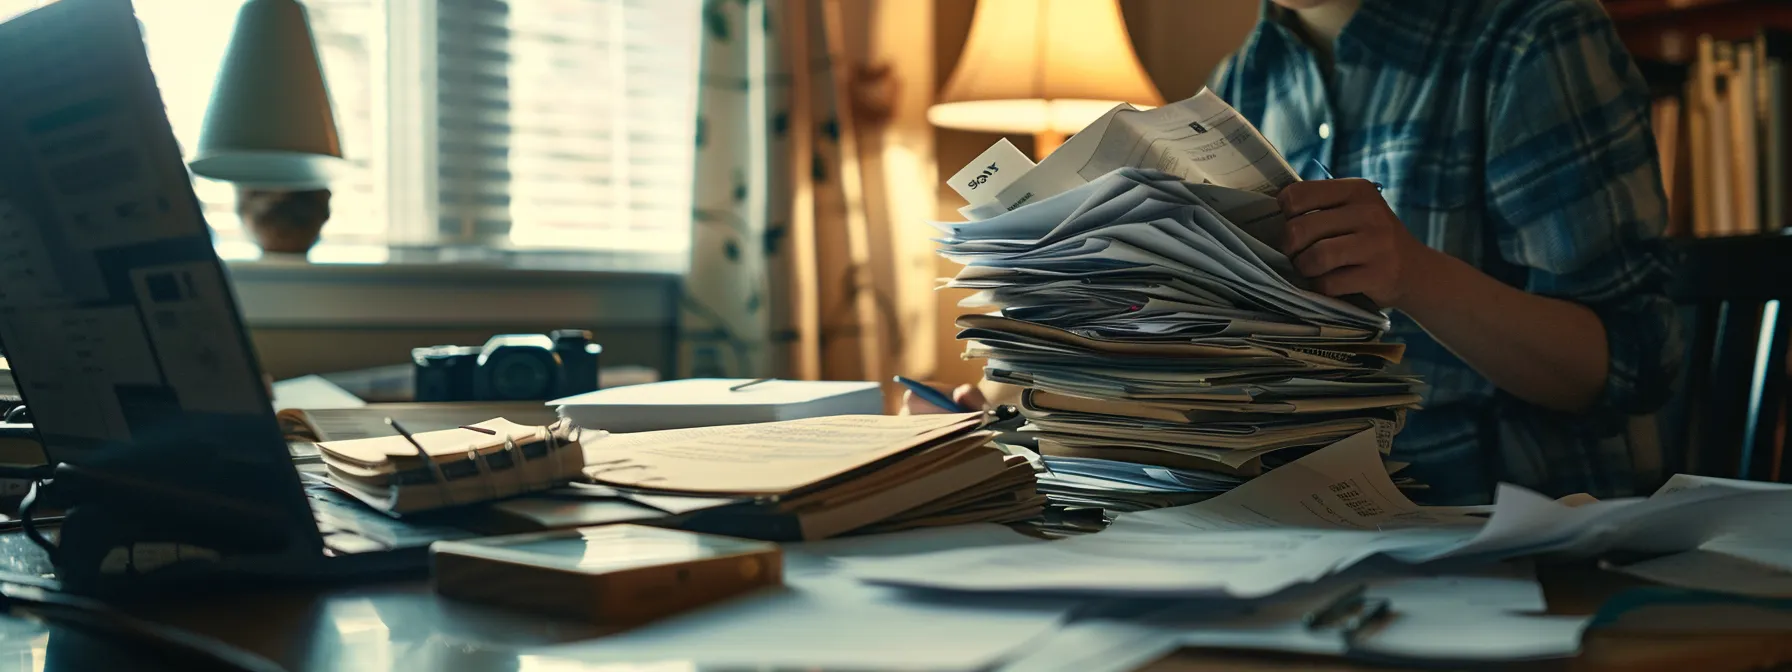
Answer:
[
  {"left": 892, "top": 375, "right": 968, "bottom": 413},
  {"left": 729, "top": 378, "right": 773, "bottom": 391}
]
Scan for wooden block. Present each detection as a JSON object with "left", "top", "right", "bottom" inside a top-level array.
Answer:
[{"left": 430, "top": 524, "right": 782, "bottom": 625}]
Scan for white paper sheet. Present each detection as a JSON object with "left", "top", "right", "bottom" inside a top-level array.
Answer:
[
  {"left": 1612, "top": 548, "right": 1792, "bottom": 598},
  {"left": 538, "top": 525, "right": 1074, "bottom": 671},
  {"left": 994, "top": 561, "right": 1563, "bottom": 672},
  {"left": 851, "top": 430, "right": 1479, "bottom": 598},
  {"left": 986, "top": 88, "right": 1297, "bottom": 212},
  {"left": 272, "top": 374, "right": 367, "bottom": 410}
]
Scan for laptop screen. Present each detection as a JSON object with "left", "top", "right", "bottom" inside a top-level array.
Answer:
[{"left": 0, "top": 0, "right": 312, "bottom": 524}]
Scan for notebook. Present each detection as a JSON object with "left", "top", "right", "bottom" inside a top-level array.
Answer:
[
  {"left": 319, "top": 418, "right": 587, "bottom": 515},
  {"left": 551, "top": 378, "right": 882, "bottom": 433}
]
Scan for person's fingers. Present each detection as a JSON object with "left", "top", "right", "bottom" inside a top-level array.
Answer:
[
  {"left": 1292, "top": 233, "right": 1372, "bottom": 279},
  {"left": 1311, "top": 264, "right": 1377, "bottom": 298},
  {"left": 900, "top": 390, "right": 936, "bottom": 415},
  {"left": 1280, "top": 207, "right": 1363, "bottom": 258},
  {"left": 902, "top": 382, "right": 983, "bottom": 414},
  {"left": 951, "top": 384, "right": 989, "bottom": 410},
  {"left": 1277, "top": 178, "right": 1379, "bottom": 217}
]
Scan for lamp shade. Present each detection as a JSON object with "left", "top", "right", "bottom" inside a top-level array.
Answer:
[
  {"left": 188, "top": 0, "right": 343, "bottom": 189},
  {"left": 928, "top": 0, "right": 1164, "bottom": 135}
]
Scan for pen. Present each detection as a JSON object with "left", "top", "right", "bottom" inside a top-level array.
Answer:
[
  {"left": 892, "top": 375, "right": 968, "bottom": 413},
  {"left": 729, "top": 378, "right": 773, "bottom": 391},
  {"left": 387, "top": 418, "right": 451, "bottom": 491},
  {"left": 1308, "top": 157, "right": 1382, "bottom": 192}
]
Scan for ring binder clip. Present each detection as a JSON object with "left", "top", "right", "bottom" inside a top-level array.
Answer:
[{"left": 467, "top": 446, "right": 500, "bottom": 501}]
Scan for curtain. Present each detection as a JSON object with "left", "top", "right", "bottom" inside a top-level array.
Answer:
[{"left": 679, "top": 0, "right": 937, "bottom": 389}]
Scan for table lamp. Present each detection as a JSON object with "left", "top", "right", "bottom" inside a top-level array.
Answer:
[
  {"left": 189, "top": 0, "right": 342, "bottom": 254},
  {"left": 928, "top": 0, "right": 1164, "bottom": 159},
  {"left": 189, "top": 0, "right": 342, "bottom": 188}
]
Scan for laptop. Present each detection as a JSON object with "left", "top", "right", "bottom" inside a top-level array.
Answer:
[{"left": 0, "top": 0, "right": 463, "bottom": 589}]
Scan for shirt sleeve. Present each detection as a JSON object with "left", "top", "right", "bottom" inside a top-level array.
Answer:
[
  {"left": 1207, "top": 53, "right": 1237, "bottom": 96},
  {"left": 1482, "top": 0, "right": 1683, "bottom": 428}
]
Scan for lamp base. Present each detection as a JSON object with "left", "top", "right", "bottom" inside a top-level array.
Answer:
[
  {"left": 1033, "top": 130, "right": 1067, "bottom": 160},
  {"left": 237, "top": 187, "right": 331, "bottom": 256}
]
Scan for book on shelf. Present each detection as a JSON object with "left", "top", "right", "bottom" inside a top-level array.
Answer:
[{"left": 1651, "top": 29, "right": 1792, "bottom": 238}]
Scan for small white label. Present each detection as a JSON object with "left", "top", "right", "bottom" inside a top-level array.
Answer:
[{"left": 947, "top": 138, "right": 1034, "bottom": 206}]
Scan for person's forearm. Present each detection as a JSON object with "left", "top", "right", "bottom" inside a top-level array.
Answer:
[{"left": 1397, "top": 250, "right": 1610, "bottom": 413}]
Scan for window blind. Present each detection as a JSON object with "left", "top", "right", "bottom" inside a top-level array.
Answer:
[{"left": 436, "top": 0, "right": 700, "bottom": 253}]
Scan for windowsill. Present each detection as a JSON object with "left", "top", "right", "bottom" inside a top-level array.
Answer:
[
  {"left": 222, "top": 244, "right": 685, "bottom": 330},
  {"left": 218, "top": 241, "right": 688, "bottom": 277}
]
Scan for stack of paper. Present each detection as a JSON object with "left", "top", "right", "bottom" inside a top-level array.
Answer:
[
  {"left": 580, "top": 413, "right": 1045, "bottom": 540},
  {"left": 937, "top": 90, "right": 1424, "bottom": 517},
  {"left": 551, "top": 378, "right": 883, "bottom": 433}
]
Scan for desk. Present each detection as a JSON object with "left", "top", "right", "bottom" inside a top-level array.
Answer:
[{"left": 2, "top": 529, "right": 1788, "bottom": 672}]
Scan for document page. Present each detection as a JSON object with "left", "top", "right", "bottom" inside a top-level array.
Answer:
[
  {"left": 985, "top": 88, "right": 1298, "bottom": 214},
  {"left": 1078, "top": 88, "right": 1300, "bottom": 195},
  {"left": 580, "top": 413, "right": 984, "bottom": 494},
  {"left": 1123, "top": 428, "right": 1474, "bottom": 533}
]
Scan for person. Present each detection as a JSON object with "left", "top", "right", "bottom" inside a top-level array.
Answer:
[{"left": 906, "top": 0, "right": 1682, "bottom": 505}]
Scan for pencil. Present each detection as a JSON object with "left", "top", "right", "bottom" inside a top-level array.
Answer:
[{"left": 387, "top": 417, "right": 449, "bottom": 485}]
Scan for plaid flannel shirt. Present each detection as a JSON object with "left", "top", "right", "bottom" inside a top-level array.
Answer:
[{"left": 1211, "top": 0, "right": 1682, "bottom": 504}]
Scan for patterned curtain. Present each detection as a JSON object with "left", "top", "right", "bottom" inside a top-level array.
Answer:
[
  {"left": 680, "top": 0, "right": 789, "bottom": 379},
  {"left": 680, "top": 0, "right": 926, "bottom": 385}
]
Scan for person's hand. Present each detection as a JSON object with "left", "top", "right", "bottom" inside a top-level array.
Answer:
[
  {"left": 1276, "top": 178, "right": 1443, "bottom": 309},
  {"left": 900, "top": 383, "right": 987, "bottom": 415}
]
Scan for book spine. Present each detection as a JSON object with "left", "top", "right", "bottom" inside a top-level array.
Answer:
[
  {"left": 1692, "top": 37, "right": 1715, "bottom": 237},
  {"left": 1733, "top": 43, "right": 1760, "bottom": 235},
  {"left": 1710, "top": 40, "right": 1736, "bottom": 236},
  {"left": 1764, "top": 29, "right": 1791, "bottom": 232}
]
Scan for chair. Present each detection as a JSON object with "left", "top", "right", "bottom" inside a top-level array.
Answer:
[{"left": 1665, "top": 233, "right": 1792, "bottom": 482}]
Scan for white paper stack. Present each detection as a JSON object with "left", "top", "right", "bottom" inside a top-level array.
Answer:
[
  {"left": 936, "top": 91, "right": 1426, "bottom": 518},
  {"left": 552, "top": 378, "right": 882, "bottom": 433}
]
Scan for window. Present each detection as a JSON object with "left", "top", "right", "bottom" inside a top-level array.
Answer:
[{"left": 0, "top": 0, "right": 700, "bottom": 269}]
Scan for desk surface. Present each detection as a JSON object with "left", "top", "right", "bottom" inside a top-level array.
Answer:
[{"left": 2, "top": 530, "right": 1789, "bottom": 672}]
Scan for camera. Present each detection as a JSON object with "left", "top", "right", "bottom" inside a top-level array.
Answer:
[{"left": 413, "top": 330, "right": 602, "bottom": 402}]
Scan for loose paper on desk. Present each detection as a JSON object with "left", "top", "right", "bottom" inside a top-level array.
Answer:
[
  {"left": 850, "top": 428, "right": 1481, "bottom": 598},
  {"left": 581, "top": 413, "right": 985, "bottom": 495},
  {"left": 852, "top": 421, "right": 1792, "bottom": 598},
  {"left": 1607, "top": 476, "right": 1792, "bottom": 597},
  {"left": 537, "top": 524, "right": 1076, "bottom": 672},
  {"left": 971, "top": 88, "right": 1299, "bottom": 218},
  {"left": 997, "top": 561, "right": 1568, "bottom": 672}
]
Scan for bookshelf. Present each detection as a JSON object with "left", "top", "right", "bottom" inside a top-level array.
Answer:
[{"left": 1607, "top": 0, "right": 1792, "bottom": 238}]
